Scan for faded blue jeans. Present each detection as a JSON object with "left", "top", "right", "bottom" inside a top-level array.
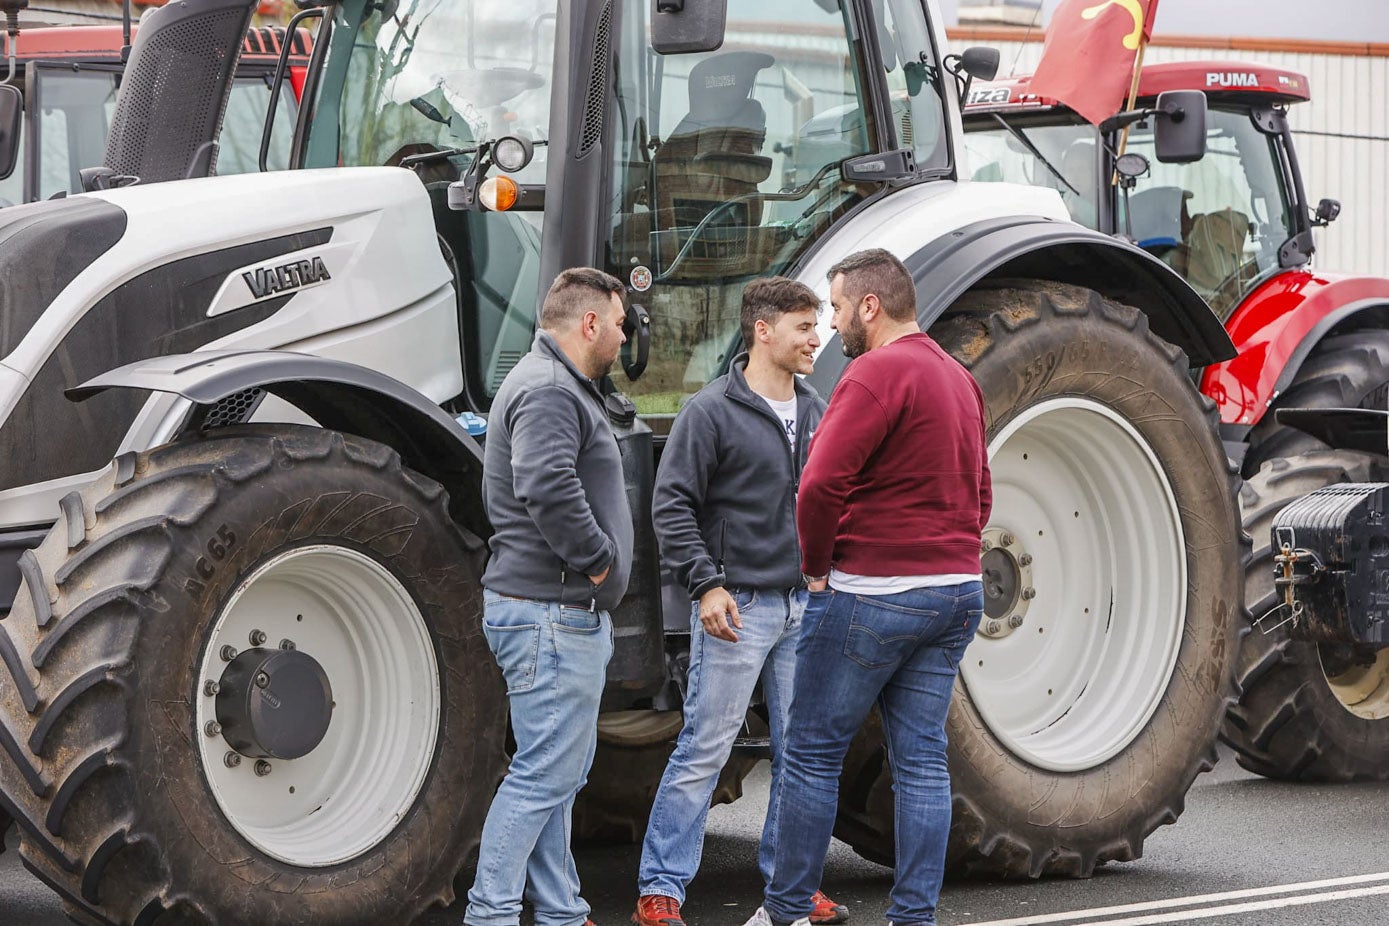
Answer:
[
  {"left": 638, "top": 587, "right": 806, "bottom": 902},
  {"left": 764, "top": 583, "right": 984, "bottom": 926},
  {"left": 465, "top": 591, "right": 614, "bottom": 926}
]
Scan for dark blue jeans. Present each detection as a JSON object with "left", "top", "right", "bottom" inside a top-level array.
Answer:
[{"left": 764, "top": 583, "right": 983, "bottom": 926}]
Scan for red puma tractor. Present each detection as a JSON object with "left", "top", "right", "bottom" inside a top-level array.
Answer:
[{"left": 965, "top": 60, "right": 1389, "bottom": 782}]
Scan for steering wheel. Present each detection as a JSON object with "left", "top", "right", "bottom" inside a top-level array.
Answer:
[{"left": 622, "top": 304, "right": 651, "bottom": 382}]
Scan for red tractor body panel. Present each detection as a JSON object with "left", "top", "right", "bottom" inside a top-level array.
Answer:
[
  {"left": 1201, "top": 271, "right": 1389, "bottom": 426},
  {"left": 968, "top": 60, "right": 1311, "bottom": 112}
]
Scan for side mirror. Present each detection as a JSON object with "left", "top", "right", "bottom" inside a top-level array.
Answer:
[
  {"left": 1153, "top": 89, "right": 1207, "bottom": 164},
  {"left": 959, "top": 46, "right": 1000, "bottom": 82},
  {"left": 0, "top": 84, "right": 20, "bottom": 182},
  {"left": 1314, "top": 197, "right": 1342, "bottom": 226},
  {"left": 651, "top": 0, "right": 727, "bottom": 55}
]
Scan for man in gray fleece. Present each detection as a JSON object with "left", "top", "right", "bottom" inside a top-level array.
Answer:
[
  {"left": 633, "top": 278, "right": 847, "bottom": 926},
  {"left": 466, "top": 268, "right": 632, "bottom": 926}
]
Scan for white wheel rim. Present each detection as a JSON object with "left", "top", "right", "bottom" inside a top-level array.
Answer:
[
  {"left": 960, "top": 398, "right": 1187, "bottom": 772},
  {"left": 1322, "top": 646, "right": 1389, "bottom": 721},
  {"left": 196, "top": 545, "right": 441, "bottom": 867}
]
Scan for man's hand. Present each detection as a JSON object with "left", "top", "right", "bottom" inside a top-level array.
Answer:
[
  {"left": 698, "top": 586, "right": 743, "bottom": 643},
  {"left": 807, "top": 576, "right": 829, "bottom": 592},
  {"left": 589, "top": 566, "right": 610, "bottom": 587}
]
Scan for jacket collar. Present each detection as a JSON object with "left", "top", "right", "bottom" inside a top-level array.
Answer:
[
  {"left": 534, "top": 329, "right": 604, "bottom": 403},
  {"left": 725, "top": 353, "right": 816, "bottom": 409}
]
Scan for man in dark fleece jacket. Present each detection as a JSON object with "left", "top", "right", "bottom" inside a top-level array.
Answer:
[
  {"left": 748, "top": 250, "right": 991, "bottom": 926},
  {"left": 634, "top": 278, "right": 847, "bottom": 926},
  {"left": 466, "top": 268, "right": 632, "bottom": 926}
]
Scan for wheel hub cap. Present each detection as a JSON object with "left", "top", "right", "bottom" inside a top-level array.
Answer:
[
  {"left": 979, "top": 526, "right": 1035, "bottom": 638},
  {"left": 217, "top": 647, "right": 334, "bottom": 760}
]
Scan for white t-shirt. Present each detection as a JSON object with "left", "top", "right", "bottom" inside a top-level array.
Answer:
[
  {"left": 829, "top": 570, "right": 982, "bottom": 594},
  {"left": 759, "top": 393, "right": 798, "bottom": 448}
]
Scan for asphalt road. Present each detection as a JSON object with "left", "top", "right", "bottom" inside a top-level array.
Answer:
[{"left": 3, "top": 745, "right": 1387, "bottom": 925}]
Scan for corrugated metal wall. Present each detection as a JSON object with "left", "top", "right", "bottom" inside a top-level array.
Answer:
[{"left": 949, "top": 37, "right": 1389, "bottom": 277}]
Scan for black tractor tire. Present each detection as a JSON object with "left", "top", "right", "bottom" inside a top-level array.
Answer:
[
  {"left": 1242, "top": 329, "right": 1389, "bottom": 477},
  {"left": 1221, "top": 451, "right": 1389, "bottom": 780},
  {"left": 0, "top": 425, "right": 506, "bottom": 925},
  {"left": 833, "top": 281, "right": 1243, "bottom": 878},
  {"left": 575, "top": 710, "right": 762, "bottom": 844}
]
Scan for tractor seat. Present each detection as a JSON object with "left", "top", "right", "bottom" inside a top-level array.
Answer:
[{"left": 651, "top": 52, "right": 777, "bottom": 279}]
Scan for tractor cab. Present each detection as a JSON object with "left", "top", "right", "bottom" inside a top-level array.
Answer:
[
  {"left": 0, "top": 22, "right": 310, "bottom": 205},
  {"left": 964, "top": 61, "right": 1324, "bottom": 320},
  {"left": 297, "top": 0, "right": 961, "bottom": 423}
]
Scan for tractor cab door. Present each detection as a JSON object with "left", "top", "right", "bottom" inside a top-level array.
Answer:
[
  {"left": 1118, "top": 106, "right": 1297, "bottom": 320},
  {"left": 604, "top": 0, "right": 952, "bottom": 420}
]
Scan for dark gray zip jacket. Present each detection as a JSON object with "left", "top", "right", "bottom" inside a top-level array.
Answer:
[
  {"left": 654, "top": 355, "right": 826, "bottom": 599},
  {"left": 482, "top": 330, "right": 633, "bottom": 611}
]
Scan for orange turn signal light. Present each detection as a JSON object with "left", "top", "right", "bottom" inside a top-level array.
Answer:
[{"left": 480, "top": 176, "right": 519, "bottom": 212}]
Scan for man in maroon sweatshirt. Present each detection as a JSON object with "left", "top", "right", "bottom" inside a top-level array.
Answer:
[{"left": 747, "top": 249, "right": 991, "bottom": 926}]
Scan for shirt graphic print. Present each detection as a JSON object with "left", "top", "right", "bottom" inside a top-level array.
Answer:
[{"left": 760, "top": 393, "right": 798, "bottom": 448}]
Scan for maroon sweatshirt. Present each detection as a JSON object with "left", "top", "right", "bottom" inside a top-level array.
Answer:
[{"left": 798, "top": 332, "right": 992, "bottom": 578}]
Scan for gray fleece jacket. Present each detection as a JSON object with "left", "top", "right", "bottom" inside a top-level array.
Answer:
[
  {"left": 482, "top": 330, "right": 633, "bottom": 611},
  {"left": 654, "top": 355, "right": 826, "bottom": 599}
]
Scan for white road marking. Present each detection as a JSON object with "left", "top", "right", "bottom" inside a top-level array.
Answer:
[{"left": 961, "top": 870, "right": 1389, "bottom": 925}]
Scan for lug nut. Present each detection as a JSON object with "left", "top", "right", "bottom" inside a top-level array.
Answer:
[
  {"left": 1002, "top": 532, "right": 1016, "bottom": 546},
  {"left": 1022, "top": 587, "right": 1037, "bottom": 601},
  {"left": 981, "top": 540, "right": 993, "bottom": 552},
  {"left": 279, "top": 639, "right": 296, "bottom": 651},
  {"left": 249, "top": 629, "right": 267, "bottom": 646},
  {"left": 254, "top": 671, "right": 271, "bottom": 689},
  {"left": 223, "top": 751, "right": 242, "bottom": 769},
  {"left": 255, "top": 760, "right": 273, "bottom": 777},
  {"left": 1008, "top": 614, "right": 1025, "bottom": 629},
  {"left": 1020, "top": 554, "right": 1033, "bottom": 566},
  {"left": 204, "top": 721, "right": 222, "bottom": 737},
  {"left": 204, "top": 681, "right": 220, "bottom": 697},
  {"left": 985, "top": 620, "right": 1002, "bottom": 636},
  {"left": 220, "top": 645, "right": 238, "bottom": 662}
]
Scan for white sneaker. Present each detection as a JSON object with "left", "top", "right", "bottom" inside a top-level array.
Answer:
[{"left": 740, "top": 908, "right": 810, "bottom": 926}]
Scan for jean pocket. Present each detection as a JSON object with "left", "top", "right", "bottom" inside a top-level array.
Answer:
[
  {"left": 731, "top": 587, "right": 758, "bottom": 611},
  {"left": 555, "top": 606, "right": 602, "bottom": 633},
  {"left": 483, "top": 621, "right": 541, "bottom": 693},
  {"left": 842, "top": 598, "right": 934, "bottom": 670}
]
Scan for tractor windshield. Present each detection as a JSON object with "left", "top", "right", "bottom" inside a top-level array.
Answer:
[
  {"left": 963, "top": 116, "right": 1101, "bottom": 227},
  {"left": 304, "top": 0, "right": 555, "bottom": 178},
  {"left": 1121, "top": 107, "right": 1294, "bottom": 320}
]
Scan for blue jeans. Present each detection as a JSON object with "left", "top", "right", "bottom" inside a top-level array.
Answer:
[
  {"left": 465, "top": 591, "right": 615, "bottom": 926},
  {"left": 638, "top": 587, "right": 805, "bottom": 902},
  {"left": 764, "top": 583, "right": 984, "bottom": 926}
]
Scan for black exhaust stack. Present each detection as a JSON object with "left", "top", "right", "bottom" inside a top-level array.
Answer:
[{"left": 87, "top": 0, "right": 257, "bottom": 190}]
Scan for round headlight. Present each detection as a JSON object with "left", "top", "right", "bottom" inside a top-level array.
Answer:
[{"left": 492, "top": 135, "right": 534, "bottom": 173}]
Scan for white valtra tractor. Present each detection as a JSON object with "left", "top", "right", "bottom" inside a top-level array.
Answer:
[{"left": 0, "top": 1, "right": 1243, "bottom": 923}]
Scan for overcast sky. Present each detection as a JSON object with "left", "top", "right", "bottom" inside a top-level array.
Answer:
[{"left": 944, "top": 0, "right": 1389, "bottom": 43}]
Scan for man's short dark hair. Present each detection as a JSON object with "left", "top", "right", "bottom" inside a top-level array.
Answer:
[
  {"left": 540, "top": 267, "right": 626, "bottom": 330},
  {"left": 740, "top": 277, "right": 821, "bottom": 347},
  {"left": 827, "top": 249, "right": 916, "bottom": 322}
]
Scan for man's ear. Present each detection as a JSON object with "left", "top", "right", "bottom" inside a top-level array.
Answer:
[
  {"left": 861, "top": 293, "right": 881, "bottom": 323},
  {"left": 754, "top": 318, "right": 770, "bottom": 343},
  {"left": 582, "top": 309, "right": 600, "bottom": 339}
]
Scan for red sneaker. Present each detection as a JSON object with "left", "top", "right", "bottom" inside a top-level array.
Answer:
[
  {"left": 633, "top": 894, "right": 686, "bottom": 926},
  {"left": 809, "top": 890, "right": 849, "bottom": 925}
]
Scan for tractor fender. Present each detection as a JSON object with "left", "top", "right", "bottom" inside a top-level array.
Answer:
[
  {"left": 1273, "top": 407, "right": 1389, "bottom": 457},
  {"left": 66, "top": 349, "right": 489, "bottom": 538},
  {"left": 1201, "top": 270, "right": 1389, "bottom": 427},
  {"left": 805, "top": 216, "right": 1234, "bottom": 391}
]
